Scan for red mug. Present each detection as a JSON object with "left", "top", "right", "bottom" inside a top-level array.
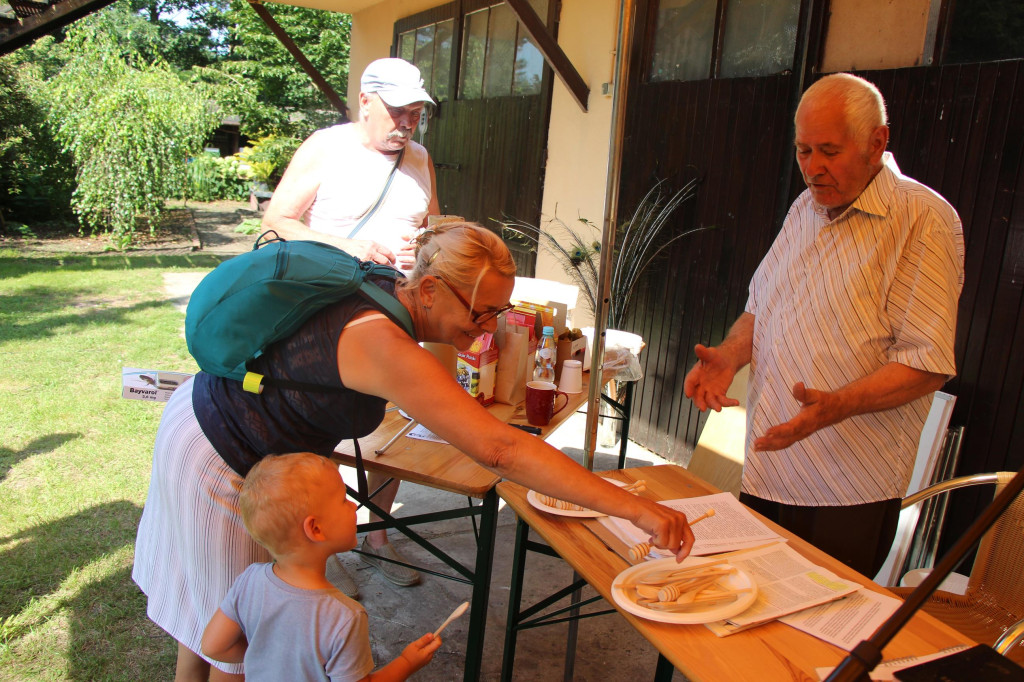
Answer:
[{"left": 525, "top": 380, "right": 569, "bottom": 426}]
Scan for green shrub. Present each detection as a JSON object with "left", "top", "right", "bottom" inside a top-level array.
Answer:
[
  {"left": 237, "top": 135, "right": 301, "bottom": 190},
  {"left": 184, "top": 152, "right": 252, "bottom": 202}
]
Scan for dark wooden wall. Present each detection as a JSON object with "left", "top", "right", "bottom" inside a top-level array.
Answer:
[
  {"left": 618, "top": 74, "right": 795, "bottom": 457},
  {"left": 397, "top": 0, "right": 556, "bottom": 276},
  {"left": 619, "top": 59, "right": 1024, "bottom": 552},
  {"left": 424, "top": 94, "right": 548, "bottom": 234},
  {"left": 868, "top": 61, "right": 1024, "bottom": 551}
]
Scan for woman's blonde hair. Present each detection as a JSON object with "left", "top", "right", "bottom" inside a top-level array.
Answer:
[
  {"left": 240, "top": 452, "right": 331, "bottom": 556},
  {"left": 401, "top": 221, "right": 516, "bottom": 306}
]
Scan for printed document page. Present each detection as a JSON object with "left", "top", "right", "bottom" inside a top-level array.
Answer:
[
  {"left": 705, "top": 543, "right": 858, "bottom": 635},
  {"left": 781, "top": 587, "right": 901, "bottom": 650},
  {"left": 598, "top": 492, "right": 785, "bottom": 556}
]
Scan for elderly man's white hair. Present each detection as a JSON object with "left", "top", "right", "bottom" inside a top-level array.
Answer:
[{"left": 797, "top": 73, "right": 888, "bottom": 148}]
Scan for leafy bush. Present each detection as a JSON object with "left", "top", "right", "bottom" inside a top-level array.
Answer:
[
  {"left": 44, "top": 10, "right": 220, "bottom": 247},
  {"left": 237, "top": 135, "right": 301, "bottom": 190},
  {"left": 0, "top": 55, "right": 74, "bottom": 227},
  {"left": 235, "top": 218, "right": 263, "bottom": 235},
  {"left": 184, "top": 152, "right": 252, "bottom": 202}
]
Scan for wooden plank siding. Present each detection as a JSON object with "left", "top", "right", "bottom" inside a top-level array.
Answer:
[
  {"left": 618, "top": 74, "right": 794, "bottom": 458},
  {"left": 618, "top": 60, "right": 1024, "bottom": 550},
  {"left": 422, "top": 95, "right": 547, "bottom": 274}
]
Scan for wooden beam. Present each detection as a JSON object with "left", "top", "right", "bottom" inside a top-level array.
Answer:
[
  {"left": 246, "top": 0, "right": 348, "bottom": 118},
  {"left": 505, "top": 0, "right": 589, "bottom": 113},
  {"left": 0, "top": 0, "right": 117, "bottom": 56}
]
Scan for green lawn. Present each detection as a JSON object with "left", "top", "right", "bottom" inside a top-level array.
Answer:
[{"left": 0, "top": 248, "right": 226, "bottom": 681}]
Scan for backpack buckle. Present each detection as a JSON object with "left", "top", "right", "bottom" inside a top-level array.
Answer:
[{"left": 242, "top": 372, "right": 265, "bottom": 394}]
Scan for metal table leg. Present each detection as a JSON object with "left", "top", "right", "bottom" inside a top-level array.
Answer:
[
  {"left": 655, "top": 653, "right": 675, "bottom": 680},
  {"left": 617, "top": 380, "right": 635, "bottom": 469},
  {"left": 501, "top": 517, "right": 532, "bottom": 682},
  {"left": 464, "top": 487, "right": 499, "bottom": 682},
  {"left": 563, "top": 575, "right": 583, "bottom": 681}
]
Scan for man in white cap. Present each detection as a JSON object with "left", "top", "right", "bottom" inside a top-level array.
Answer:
[
  {"left": 262, "top": 59, "right": 440, "bottom": 595},
  {"left": 264, "top": 57, "right": 440, "bottom": 269}
]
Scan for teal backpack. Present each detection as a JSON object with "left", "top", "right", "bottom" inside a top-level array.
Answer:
[{"left": 185, "top": 232, "right": 416, "bottom": 395}]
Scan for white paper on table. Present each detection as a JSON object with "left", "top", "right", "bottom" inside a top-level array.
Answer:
[
  {"left": 703, "top": 543, "right": 858, "bottom": 636},
  {"left": 598, "top": 492, "right": 786, "bottom": 556},
  {"left": 406, "top": 424, "right": 447, "bottom": 443},
  {"left": 780, "top": 588, "right": 901, "bottom": 651}
]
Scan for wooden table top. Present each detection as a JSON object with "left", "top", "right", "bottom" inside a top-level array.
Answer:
[
  {"left": 497, "top": 464, "right": 975, "bottom": 681},
  {"left": 333, "top": 374, "right": 595, "bottom": 498}
]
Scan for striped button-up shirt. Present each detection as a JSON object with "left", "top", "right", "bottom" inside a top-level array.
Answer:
[{"left": 743, "top": 152, "right": 964, "bottom": 506}]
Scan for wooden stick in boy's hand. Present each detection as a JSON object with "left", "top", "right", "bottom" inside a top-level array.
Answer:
[{"left": 433, "top": 601, "right": 469, "bottom": 637}]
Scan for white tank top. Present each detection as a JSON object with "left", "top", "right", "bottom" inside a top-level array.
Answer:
[{"left": 306, "top": 124, "right": 432, "bottom": 255}]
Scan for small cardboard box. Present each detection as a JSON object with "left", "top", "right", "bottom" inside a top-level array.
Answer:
[
  {"left": 457, "top": 346, "right": 499, "bottom": 406},
  {"left": 122, "top": 367, "right": 193, "bottom": 402},
  {"left": 555, "top": 335, "right": 588, "bottom": 380}
]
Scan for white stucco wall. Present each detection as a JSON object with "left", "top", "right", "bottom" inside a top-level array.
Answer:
[{"left": 532, "top": 0, "right": 616, "bottom": 293}]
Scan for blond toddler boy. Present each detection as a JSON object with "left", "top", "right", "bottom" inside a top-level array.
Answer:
[{"left": 201, "top": 452, "right": 441, "bottom": 681}]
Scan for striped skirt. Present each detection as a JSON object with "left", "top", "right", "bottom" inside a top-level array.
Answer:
[{"left": 132, "top": 377, "right": 270, "bottom": 674}]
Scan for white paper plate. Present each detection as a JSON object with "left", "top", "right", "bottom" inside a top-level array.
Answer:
[
  {"left": 526, "top": 478, "right": 627, "bottom": 518},
  {"left": 611, "top": 556, "right": 758, "bottom": 624}
]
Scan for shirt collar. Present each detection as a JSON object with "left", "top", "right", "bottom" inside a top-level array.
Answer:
[{"left": 852, "top": 151, "right": 900, "bottom": 218}]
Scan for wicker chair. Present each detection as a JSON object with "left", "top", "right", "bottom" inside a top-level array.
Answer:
[{"left": 890, "top": 472, "right": 1024, "bottom": 665}]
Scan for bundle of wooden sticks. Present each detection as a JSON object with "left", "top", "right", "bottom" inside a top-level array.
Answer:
[
  {"left": 621, "top": 558, "right": 750, "bottom": 613},
  {"left": 536, "top": 479, "right": 647, "bottom": 511}
]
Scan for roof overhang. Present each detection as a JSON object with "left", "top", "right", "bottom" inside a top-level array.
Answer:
[
  {"left": 261, "top": 0, "right": 384, "bottom": 12},
  {"left": 0, "top": 0, "right": 117, "bottom": 55}
]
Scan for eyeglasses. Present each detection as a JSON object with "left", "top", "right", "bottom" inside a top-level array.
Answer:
[{"left": 436, "top": 276, "right": 513, "bottom": 326}]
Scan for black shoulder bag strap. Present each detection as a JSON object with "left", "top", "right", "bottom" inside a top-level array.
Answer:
[{"left": 346, "top": 147, "right": 405, "bottom": 239}]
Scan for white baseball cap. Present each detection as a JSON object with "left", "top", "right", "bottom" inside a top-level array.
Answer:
[{"left": 361, "top": 58, "right": 435, "bottom": 107}]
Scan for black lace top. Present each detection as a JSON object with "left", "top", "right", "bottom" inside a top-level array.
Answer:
[{"left": 193, "top": 275, "right": 403, "bottom": 476}]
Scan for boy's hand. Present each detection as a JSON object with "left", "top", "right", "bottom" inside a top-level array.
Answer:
[{"left": 400, "top": 633, "right": 442, "bottom": 672}]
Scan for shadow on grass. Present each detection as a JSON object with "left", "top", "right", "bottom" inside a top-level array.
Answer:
[
  {"left": 0, "top": 500, "right": 141, "bottom": 632},
  {"left": 0, "top": 499, "right": 173, "bottom": 680},
  {"left": 0, "top": 286, "right": 174, "bottom": 345},
  {"left": 0, "top": 254, "right": 230, "bottom": 345},
  {"left": 0, "top": 432, "right": 81, "bottom": 483},
  {"left": 0, "top": 252, "right": 228, "bottom": 275},
  {"left": 65, "top": 565, "right": 175, "bottom": 681}
]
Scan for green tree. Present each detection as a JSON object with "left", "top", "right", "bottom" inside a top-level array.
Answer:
[
  {"left": 45, "top": 8, "right": 220, "bottom": 246},
  {"left": 125, "top": 0, "right": 231, "bottom": 70},
  {"left": 0, "top": 53, "right": 74, "bottom": 227},
  {"left": 206, "top": 0, "right": 351, "bottom": 138}
]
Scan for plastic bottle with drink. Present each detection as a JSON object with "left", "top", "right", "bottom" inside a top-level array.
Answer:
[{"left": 533, "top": 325, "right": 557, "bottom": 383}]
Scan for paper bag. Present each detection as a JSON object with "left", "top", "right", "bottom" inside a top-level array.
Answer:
[{"left": 495, "top": 324, "right": 529, "bottom": 405}]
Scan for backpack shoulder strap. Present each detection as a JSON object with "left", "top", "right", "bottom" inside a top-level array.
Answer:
[{"left": 358, "top": 279, "right": 415, "bottom": 338}]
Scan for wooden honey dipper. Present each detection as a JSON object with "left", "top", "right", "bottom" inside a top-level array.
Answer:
[
  {"left": 537, "top": 479, "right": 648, "bottom": 513},
  {"left": 536, "top": 494, "right": 586, "bottom": 511},
  {"left": 627, "top": 507, "right": 716, "bottom": 562}
]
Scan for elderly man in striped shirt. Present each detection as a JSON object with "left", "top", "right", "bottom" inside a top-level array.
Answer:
[{"left": 684, "top": 73, "right": 965, "bottom": 577}]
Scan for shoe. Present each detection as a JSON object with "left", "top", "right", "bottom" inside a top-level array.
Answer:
[
  {"left": 359, "top": 538, "right": 421, "bottom": 586},
  {"left": 326, "top": 554, "right": 359, "bottom": 599}
]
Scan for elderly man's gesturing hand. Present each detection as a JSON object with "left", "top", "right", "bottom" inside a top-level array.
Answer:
[
  {"left": 753, "top": 381, "right": 844, "bottom": 451},
  {"left": 684, "top": 344, "right": 741, "bottom": 412}
]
